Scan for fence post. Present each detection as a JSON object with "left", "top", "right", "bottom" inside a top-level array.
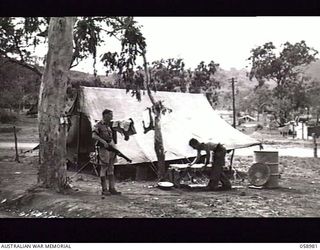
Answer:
[
  {"left": 313, "top": 133, "right": 317, "bottom": 158},
  {"left": 13, "top": 126, "right": 20, "bottom": 163},
  {"left": 292, "top": 124, "right": 295, "bottom": 139}
]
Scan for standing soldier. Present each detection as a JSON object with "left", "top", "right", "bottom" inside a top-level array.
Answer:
[{"left": 92, "top": 109, "right": 121, "bottom": 195}]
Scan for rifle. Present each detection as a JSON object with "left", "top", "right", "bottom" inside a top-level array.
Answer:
[{"left": 105, "top": 144, "right": 132, "bottom": 163}]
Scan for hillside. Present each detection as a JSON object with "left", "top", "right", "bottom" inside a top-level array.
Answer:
[
  {"left": 304, "top": 60, "right": 320, "bottom": 81},
  {"left": 0, "top": 58, "right": 41, "bottom": 109},
  {"left": 0, "top": 57, "right": 114, "bottom": 109},
  {"left": 1, "top": 56, "right": 319, "bottom": 111},
  {"left": 68, "top": 70, "right": 114, "bottom": 86}
]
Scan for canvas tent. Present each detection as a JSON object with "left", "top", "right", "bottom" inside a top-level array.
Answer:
[{"left": 67, "top": 86, "right": 261, "bottom": 165}]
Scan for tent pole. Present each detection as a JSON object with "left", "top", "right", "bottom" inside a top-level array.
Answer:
[
  {"left": 76, "top": 112, "right": 82, "bottom": 169},
  {"left": 149, "top": 161, "right": 158, "bottom": 175},
  {"left": 76, "top": 87, "right": 82, "bottom": 170},
  {"left": 229, "top": 149, "right": 235, "bottom": 172}
]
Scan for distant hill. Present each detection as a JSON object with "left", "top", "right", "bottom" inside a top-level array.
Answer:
[
  {"left": 216, "top": 59, "right": 320, "bottom": 92},
  {"left": 0, "top": 57, "right": 42, "bottom": 108},
  {"left": 69, "top": 70, "right": 112, "bottom": 84},
  {"left": 213, "top": 60, "right": 320, "bottom": 109},
  {"left": 215, "top": 67, "right": 258, "bottom": 91},
  {"left": 1, "top": 55, "right": 319, "bottom": 111},
  {"left": 0, "top": 57, "right": 114, "bottom": 109}
]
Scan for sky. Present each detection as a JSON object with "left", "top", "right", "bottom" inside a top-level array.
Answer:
[{"left": 71, "top": 17, "right": 320, "bottom": 75}]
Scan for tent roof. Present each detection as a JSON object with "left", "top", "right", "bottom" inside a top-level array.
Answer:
[{"left": 78, "top": 86, "right": 261, "bottom": 164}]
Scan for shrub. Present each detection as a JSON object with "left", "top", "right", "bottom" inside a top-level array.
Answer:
[{"left": 0, "top": 109, "right": 18, "bottom": 123}]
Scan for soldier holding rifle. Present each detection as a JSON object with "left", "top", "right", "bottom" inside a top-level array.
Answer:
[{"left": 92, "top": 109, "right": 131, "bottom": 196}]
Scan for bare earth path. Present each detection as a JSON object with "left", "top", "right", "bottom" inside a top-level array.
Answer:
[{"left": 1, "top": 116, "right": 320, "bottom": 217}]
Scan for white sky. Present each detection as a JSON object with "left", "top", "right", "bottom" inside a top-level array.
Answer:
[{"left": 67, "top": 17, "right": 320, "bottom": 74}]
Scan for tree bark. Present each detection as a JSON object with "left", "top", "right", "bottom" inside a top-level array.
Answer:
[
  {"left": 142, "top": 51, "right": 166, "bottom": 180},
  {"left": 38, "top": 17, "right": 75, "bottom": 192},
  {"left": 154, "top": 110, "right": 166, "bottom": 180}
]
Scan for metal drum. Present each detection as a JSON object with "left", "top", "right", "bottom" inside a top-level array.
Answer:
[{"left": 254, "top": 151, "right": 280, "bottom": 188}]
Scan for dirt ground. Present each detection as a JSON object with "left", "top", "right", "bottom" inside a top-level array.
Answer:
[{"left": 1, "top": 116, "right": 320, "bottom": 218}]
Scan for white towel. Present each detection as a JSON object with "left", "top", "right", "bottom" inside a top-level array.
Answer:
[{"left": 112, "top": 119, "right": 132, "bottom": 132}]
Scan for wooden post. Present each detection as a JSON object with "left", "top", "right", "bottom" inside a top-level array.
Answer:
[
  {"left": 13, "top": 126, "right": 20, "bottom": 163},
  {"left": 313, "top": 133, "right": 317, "bottom": 158},
  {"left": 292, "top": 124, "right": 295, "bottom": 139},
  {"left": 302, "top": 122, "right": 304, "bottom": 140},
  {"left": 231, "top": 78, "right": 236, "bottom": 128},
  {"left": 229, "top": 77, "right": 237, "bottom": 172}
]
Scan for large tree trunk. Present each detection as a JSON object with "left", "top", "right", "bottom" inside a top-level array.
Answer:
[
  {"left": 38, "top": 17, "right": 75, "bottom": 192},
  {"left": 142, "top": 51, "right": 166, "bottom": 180}
]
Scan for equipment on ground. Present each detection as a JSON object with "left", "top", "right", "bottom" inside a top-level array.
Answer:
[
  {"left": 248, "top": 163, "right": 271, "bottom": 186},
  {"left": 157, "top": 181, "right": 174, "bottom": 190}
]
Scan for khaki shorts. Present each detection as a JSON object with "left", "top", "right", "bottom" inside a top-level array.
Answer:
[{"left": 99, "top": 147, "right": 117, "bottom": 176}]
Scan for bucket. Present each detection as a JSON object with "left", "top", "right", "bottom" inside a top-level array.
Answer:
[{"left": 254, "top": 151, "right": 280, "bottom": 188}]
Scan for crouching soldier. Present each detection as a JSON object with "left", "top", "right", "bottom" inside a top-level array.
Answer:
[
  {"left": 188, "top": 138, "right": 232, "bottom": 191},
  {"left": 92, "top": 109, "right": 121, "bottom": 195}
]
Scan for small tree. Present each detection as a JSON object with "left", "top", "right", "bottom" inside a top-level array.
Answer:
[
  {"left": 150, "top": 58, "right": 187, "bottom": 92},
  {"left": 242, "top": 85, "right": 272, "bottom": 120},
  {"left": 190, "top": 61, "right": 220, "bottom": 106},
  {"left": 248, "top": 41, "right": 318, "bottom": 124},
  {"left": 102, "top": 30, "right": 170, "bottom": 180}
]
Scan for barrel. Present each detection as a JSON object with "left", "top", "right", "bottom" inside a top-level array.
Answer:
[{"left": 254, "top": 151, "right": 280, "bottom": 188}]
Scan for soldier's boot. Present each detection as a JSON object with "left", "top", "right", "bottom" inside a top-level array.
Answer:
[
  {"left": 206, "top": 179, "right": 220, "bottom": 191},
  {"left": 108, "top": 175, "right": 121, "bottom": 195},
  {"left": 219, "top": 174, "right": 232, "bottom": 191}
]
